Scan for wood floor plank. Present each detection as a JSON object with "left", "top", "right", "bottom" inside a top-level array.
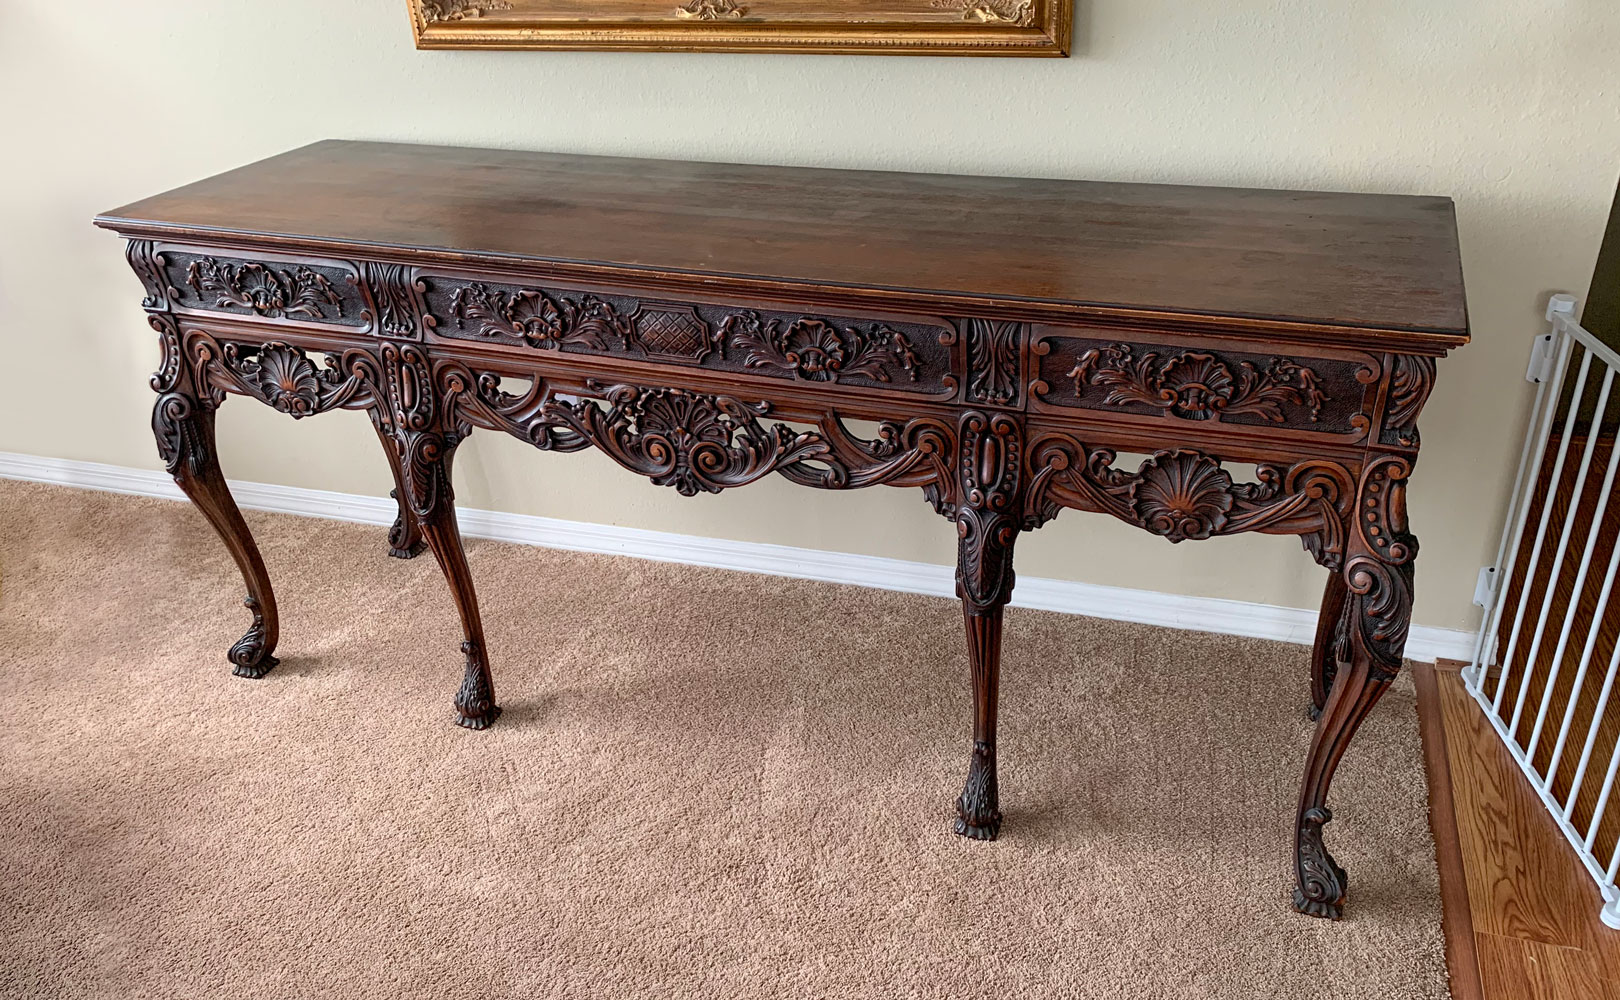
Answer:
[
  {"left": 1475, "top": 932, "right": 1620, "bottom": 1000},
  {"left": 1414, "top": 662, "right": 1485, "bottom": 1000},
  {"left": 1438, "top": 668, "right": 1591, "bottom": 947}
]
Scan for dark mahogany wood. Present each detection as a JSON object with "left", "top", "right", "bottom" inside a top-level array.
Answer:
[{"left": 97, "top": 140, "right": 1469, "bottom": 921}]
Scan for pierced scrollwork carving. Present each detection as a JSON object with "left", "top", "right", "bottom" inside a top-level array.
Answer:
[
  {"left": 449, "top": 283, "right": 634, "bottom": 351},
  {"left": 1381, "top": 354, "right": 1436, "bottom": 447},
  {"left": 1025, "top": 435, "right": 1353, "bottom": 565},
  {"left": 802, "top": 414, "right": 954, "bottom": 507},
  {"left": 194, "top": 340, "right": 380, "bottom": 419},
  {"left": 420, "top": 0, "right": 511, "bottom": 21},
  {"left": 186, "top": 258, "right": 343, "bottom": 321},
  {"left": 720, "top": 312, "right": 919, "bottom": 385},
  {"left": 1069, "top": 343, "right": 1326, "bottom": 423},
  {"left": 964, "top": 318, "right": 1022, "bottom": 407},
  {"left": 544, "top": 384, "right": 836, "bottom": 497}
]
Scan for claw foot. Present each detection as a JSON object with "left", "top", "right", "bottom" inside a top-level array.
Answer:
[
  {"left": 1307, "top": 702, "right": 1323, "bottom": 722},
  {"left": 1293, "top": 805, "right": 1348, "bottom": 919},
  {"left": 453, "top": 640, "right": 501, "bottom": 731},
  {"left": 953, "top": 741, "right": 1002, "bottom": 841},
  {"left": 227, "top": 596, "right": 278, "bottom": 679}
]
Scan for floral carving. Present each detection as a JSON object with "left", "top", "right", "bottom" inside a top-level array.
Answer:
[
  {"left": 675, "top": 0, "right": 746, "bottom": 16},
  {"left": 931, "top": 0, "right": 1034, "bottom": 24},
  {"left": 420, "top": 0, "right": 511, "bottom": 21},
  {"left": 186, "top": 258, "right": 343, "bottom": 321},
  {"left": 543, "top": 385, "right": 835, "bottom": 497},
  {"left": 449, "top": 283, "right": 632, "bottom": 351},
  {"left": 720, "top": 312, "right": 918, "bottom": 385},
  {"left": 1069, "top": 343, "right": 1325, "bottom": 423}
]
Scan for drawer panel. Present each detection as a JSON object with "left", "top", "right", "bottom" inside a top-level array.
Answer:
[
  {"left": 419, "top": 273, "right": 958, "bottom": 398},
  {"left": 159, "top": 248, "right": 366, "bottom": 328},
  {"left": 1031, "top": 330, "right": 1376, "bottom": 435}
]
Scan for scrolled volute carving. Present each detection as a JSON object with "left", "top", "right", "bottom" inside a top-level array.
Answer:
[
  {"left": 955, "top": 411, "right": 1022, "bottom": 612},
  {"left": 1342, "top": 454, "right": 1417, "bottom": 675},
  {"left": 1381, "top": 354, "right": 1436, "bottom": 447}
]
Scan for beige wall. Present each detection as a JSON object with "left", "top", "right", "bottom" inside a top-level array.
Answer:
[{"left": 3, "top": 0, "right": 1618, "bottom": 632}]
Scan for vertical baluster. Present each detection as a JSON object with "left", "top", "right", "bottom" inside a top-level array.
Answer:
[
  {"left": 1590, "top": 723, "right": 1620, "bottom": 853},
  {"left": 1496, "top": 346, "right": 1593, "bottom": 724},
  {"left": 1488, "top": 332, "right": 1576, "bottom": 705},
  {"left": 1547, "top": 514, "right": 1620, "bottom": 788},
  {"left": 1522, "top": 368, "right": 1617, "bottom": 763},
  {"left": 1566, "top": 638, "right": 1620, "bottom": 819},
  {"left": 1471, "top": 330, "right": 1571, "bottom": 693}
]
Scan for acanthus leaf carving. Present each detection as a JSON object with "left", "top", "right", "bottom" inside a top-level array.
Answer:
[
  {"left": 185, "top": 257, "right": 343, "bottom": 321},
  {"left": 1381, "top": 353, "right": 1436, "bottom": 447},
  {"left": 126, "top": 240, "right": 168, "bottom": 310},
  {"left": 954, "top": 411, "right": 1022, "bottom": 612},
  {"left": 1069, "top": 343, "right": 1325, "bottom": 423},
  {"left": 360, "top": 261, "right": 425, "bottom": 339},
  {"left": 720, "top": 311, "right": 919, "bottom": 385},
  {"left": 964, "top": 318, "right": 1022, "bottom": 406}
]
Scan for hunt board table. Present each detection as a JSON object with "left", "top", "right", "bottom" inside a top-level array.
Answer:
[{"left": 97, "top": 140, "right": 1468, "bottom": 919}]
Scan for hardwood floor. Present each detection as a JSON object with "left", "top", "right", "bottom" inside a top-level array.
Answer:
[{"left": 1417, "top": 659, "right": 1620, "bottom": 998}]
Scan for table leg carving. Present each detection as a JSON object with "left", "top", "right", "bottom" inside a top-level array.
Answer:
[
  {"left": 367, "top": 409, "right": 427, "bottom": 560},
  {"left": 381, "top": 343, "right": 500, "bottom": 730},
  {"left": 149, "top": 316, "right": 280, "bottom": 678},
  {"left": 952, "top": 411, "right": 1024, "bottom": 841},
  {"left": 1308, "top": 571, "right": 1348, "bottom": 721},
  {"left": 1294, "top": 454, "right": 1416, "bottom": 919}
]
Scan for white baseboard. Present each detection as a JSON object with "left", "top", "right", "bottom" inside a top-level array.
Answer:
[{"left": 0, "top": 450, "right": 1474, "bottom": 662}]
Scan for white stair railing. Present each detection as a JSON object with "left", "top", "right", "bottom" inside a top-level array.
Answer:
[{"left": 1462, "top": 293, "right": 1620, "bottom": 929}]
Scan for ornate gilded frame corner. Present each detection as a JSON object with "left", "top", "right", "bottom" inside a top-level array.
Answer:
[{"left": 407, "top": 0, "right": 1071, "bottom": 56}]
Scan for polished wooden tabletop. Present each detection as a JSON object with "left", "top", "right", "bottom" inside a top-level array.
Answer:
[{"left": 98, "top": 139, "right": 1467, "bottom": 343}]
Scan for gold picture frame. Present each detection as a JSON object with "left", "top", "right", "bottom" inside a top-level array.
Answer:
[{"left": 408, "top": 1, "right": 1071, "bottom": 56}]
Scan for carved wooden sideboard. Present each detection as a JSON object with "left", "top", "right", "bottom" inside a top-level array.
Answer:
[{"left": 96, "top": 140, "right": 1468, "bottom": 919}]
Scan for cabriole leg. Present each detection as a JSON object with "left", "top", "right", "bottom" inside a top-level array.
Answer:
[
  {"left": 1309, "top": 571, "right": 1348, "bottom": 720},
  {"left": 150, "top": 318, "right": 279, "bottom": 678},
  {"left": 368, "top": 409, "right": 427, "bottom": 559},
  {"left": 382, "top": 343, "right": 499, "bottom": 730},
  {"left": 951, "top": 411, "right": 1024, "bottom": 841},
  {"left": 1294, "top": 455, "right": 1416, "bottom": 919}
]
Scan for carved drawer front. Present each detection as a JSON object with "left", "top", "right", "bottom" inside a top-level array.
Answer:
[
  {"left": 157, "top": 248, "right": 366, "bottom": 328},
  {"left": 418, "top": 274, "right": 957, "bottom": 397},
  {"left": 1031, "top": 330, "right": 1375, "bottom": 436}
]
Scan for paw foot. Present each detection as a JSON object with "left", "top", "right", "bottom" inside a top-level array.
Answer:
[
  {"left": 387, "top": 536, "right": 428, "bottom": 560},
  {"left": 1307, "top": 701, "right": 1323, "bottom": 722},
  {"left": 455, "top": 704, "right": 502, "bottom": 730},
  {"left": 953, "top": 741, "right": 1002, "bottom": 842}
]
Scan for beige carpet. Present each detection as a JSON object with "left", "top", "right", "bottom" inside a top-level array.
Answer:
[{"left": 0, "top": 479, "right": 1449, "bottom": 999}]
